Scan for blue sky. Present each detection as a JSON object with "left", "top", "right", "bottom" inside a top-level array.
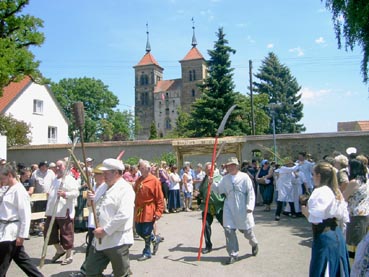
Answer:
[{"left": 24, "top": 0, "right": 368, "bottom": 133}]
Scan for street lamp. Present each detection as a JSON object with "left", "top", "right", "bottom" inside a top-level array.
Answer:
[{"left": 267, "top": 103, "right": 281, "bottom": 163}]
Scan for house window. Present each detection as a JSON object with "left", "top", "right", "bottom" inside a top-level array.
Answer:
[
  {"left": 48, "top": 126, "right": 57, "bottom": 143},
  {"left": 33, "top": 99, "right": 43, "bottom": 114},
  {"left": 165, "top": 119, "right": 171, "bottom": 130}
]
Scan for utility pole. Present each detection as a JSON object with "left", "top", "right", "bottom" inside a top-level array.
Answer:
[{"left": 249, "top": 60, "right": 255, "bottom": 135}]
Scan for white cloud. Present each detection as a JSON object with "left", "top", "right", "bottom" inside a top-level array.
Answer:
[
  {"left": 317, "top": 8, "right": 326, "bottom": 13},
  {"left": 337, "top": 14, "right": 344, "bottom": 23},
  {"left": 200, "top": 9, "right": 215, "bottom": 21},
  {"left": 247, "top": 35, "right": 255, "bottom": 44},
  {"left": 315, "top": 37, "right": 325, "bottom": 44},
  {"left": 300, "top": 87, "right": 332, "bottom": 104},
  {"left": 236, "top": 23, "right": 247, "bottom": 28},
  {"left": 289, "top": 47, "right": 304, "bottom": 56},
  {"left": 267, "top": 43, "right": 274, "bottom": 49}
]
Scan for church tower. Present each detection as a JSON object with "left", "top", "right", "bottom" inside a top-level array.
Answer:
[
  {"left": 134, "top": 25, "right": 163, "bottom": 140},
  {"left": 179, "top": 19, "right": 207, "bottom": 112}
]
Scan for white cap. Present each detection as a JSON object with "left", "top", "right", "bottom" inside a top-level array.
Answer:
[
  {"left": 86, "top": 157, "right": 94, "bottom": 162},
  {"left": 100, "top": 158, "right": 124, "bottom": 171}
]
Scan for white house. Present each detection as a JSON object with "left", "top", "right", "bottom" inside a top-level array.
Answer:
[{"left": 0, "top": 76, "right": 69, "bottom": 145}]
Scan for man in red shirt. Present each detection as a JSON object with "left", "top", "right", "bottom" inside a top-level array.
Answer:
[{"left": 134, "top": 159, "right": 164, "bottom": 261}]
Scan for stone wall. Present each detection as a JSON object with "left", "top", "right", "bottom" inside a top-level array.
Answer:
[{"left": 7, "top": 131, "right": 369, "bottom": 166}]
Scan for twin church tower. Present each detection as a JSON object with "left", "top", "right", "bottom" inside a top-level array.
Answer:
[{"left": 134, "top": 23, "right": 207, "bottom": 140}]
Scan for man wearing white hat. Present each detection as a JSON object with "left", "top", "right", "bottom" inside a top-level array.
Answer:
[
  {"left": 84, "top": 158, "right": 135, "bottom": 277},
  {"left": 212, "top": 157, "right": 259, "bottom": 265}
]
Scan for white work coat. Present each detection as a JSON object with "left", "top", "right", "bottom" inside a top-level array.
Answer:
[
  {"left": 212, "top": 171, "right": 255, "bottom": 230},
  {"left": 275, "top": 165, "right": 298, "bottom": 202},
  {"left": 93, "top": 178, "right": 135, "bottom": 251},
  {"left": 0, "top": 182, "right": 31, "bottom": 242}
]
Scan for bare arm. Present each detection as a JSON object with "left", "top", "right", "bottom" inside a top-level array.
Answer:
[{"left": 343, "top": 180, "right": 359, "bottom": 201}]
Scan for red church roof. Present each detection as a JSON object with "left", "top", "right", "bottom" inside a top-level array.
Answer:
[
  {"left": 181, "top": 47, "right": 204, "bottom": 61},
  {"left": 337, "top": 121, "right": 369, "bottom": 131},
  {"left": 154, "top": 79, "right": 182, "bottom": 93},
  {"left": 135, "top": 52, "right": 163, "bottom": 69},
  {"left": 0, "top": 76, "right": 32, "bottom": 112}
]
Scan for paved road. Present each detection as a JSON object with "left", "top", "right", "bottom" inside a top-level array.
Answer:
[{"left": 8, "top": 205, "right": 312, "bottom": 277}]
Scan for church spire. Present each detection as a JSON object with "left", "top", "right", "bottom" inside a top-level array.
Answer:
[
  {"left": 191, "top": 17, "right": 197, "bottom": 48},
  {"left": 145, "top": 23, "right": 151, "bottom": 53}
]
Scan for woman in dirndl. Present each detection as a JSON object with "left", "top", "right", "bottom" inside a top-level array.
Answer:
[
  {"left": 343, "top": 158, "right": 369, "bottom": 258},
  {"left": 302, "top": 161, "right": 350, "bottom": 276}
]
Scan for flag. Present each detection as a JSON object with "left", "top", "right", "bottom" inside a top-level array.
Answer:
[{"left": 161, "top": 93, "right": 165, "bottom": 101}]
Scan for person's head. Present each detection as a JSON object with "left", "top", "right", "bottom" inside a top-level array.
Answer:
[
  {"left": 196, "top": 163, "right": 203, "bottom": 172},
  {"left": 298, "top": 152, "right": 306, "bottom": 162},
  {"left": 204, "top": 162, "right": 212, "bottom": 175},
  {"left": 138, "top": 159, "right": 151, "bottom": 178},
  {"left": 261, "top": 159, "right": 269, "bottom": 169},
  {"left": 313, "top": 162, "right": 340, "bottom": 197},
  {"left": 334, "top": 154, "right": 348, "bottom": 170},
  {"left": 100, "top": 158, "right": 124, "bottom": 187},
  {"left": 241, "top": 160, "right": 249, "bottom": 169},
  {"left": 130, "top": 165, "right": 138, "bottom": 175},
  {"left": 171, "top": 165, "right": 178, "bottom": 173},
  {"left": 124, "top": 164, "right": 131, "bottom": 173},
  {"left": 0, "top": 163, "right": 18, "bottom": 186},
  {"left": 183, "top": 165, "right": 190, "bottom": 173},
  {"left": 20, "top": 167, "right": 32, "bottom": 180},
  {"left": 55, "top": 160, "right": 66, "bottom": 178},
  {"left": 86, "top": 157, "right": 94, "bottom": 167},
  {"left": 225, "top": 157, "right": 239, "bottom": 175},
  {"left": 48, "top": 162, "right": 57, "bottom": 174},
  {"left": 356, "top": 155, "right": 368, "bottom": 168},
  {"left": 38, "top": 161, "right": 49, "bottom": 173},
  {"left": 349, "top": 159, "right": 367, "bottom": 183},
  {"left": 93, "top": 164, "right": 105, "bottom": 186},
  {"left": 160, "top": 161, "right": 167, "bottom": 168}
]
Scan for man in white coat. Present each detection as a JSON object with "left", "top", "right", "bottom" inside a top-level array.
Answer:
[
  {"left": 212, "top": 157, "right": 259, "bottom": 265},
  {"left": 0, "top": 163, "right": 43, "bottom": 276}
]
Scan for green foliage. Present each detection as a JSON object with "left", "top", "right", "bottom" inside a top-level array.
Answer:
[
  {"left": 151, "top": 152, "right": 177, "bottom": 167},
  {"left": 235, "top": 92, "right": 270, "bottom": 135},
  {"left": 323, "top": 0, "right": 369, "bottom": 83},
  {"left": 170, "top": 108, "right": 193, "bottom": 138},
  {"left": 149, "top": 121, "right": 158, "bottom": 140},
  {"left": 187, "top": 27, "right": 243, "bottom": 137},
  {"left": 51, "top": 77, "right": 120, "bottom": 142},
  {"left": 0, "top": 113, "right": 31, "bottom": 146},
  {"left": 99, "top": 110, "right": 135, "bottom": 141},
  {"left": 254, "top": 52, "right": 305, "bottom": 134},
  {"left": 123, "top": 156, "right": 140, "bottom": 166},
  {"left": 0, "top": 0, "right": 45, "bottom": 92}
]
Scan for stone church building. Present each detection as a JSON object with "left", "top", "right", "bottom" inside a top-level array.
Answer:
[{"left": 134, "top": 26, "right": 207, "bottom": 139}]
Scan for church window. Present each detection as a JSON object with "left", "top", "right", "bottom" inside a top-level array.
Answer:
[
  {"left": 151, "top": 71, "right": 154, "bottom": 84},
  {"left": 192, "top": 70, "right": 196, "bottom": 81},
  {"left": 165, "top": 119, "right": 171, "bottom": 130},
  {"left": 192, "top": 89, "right": 195, "bottom": 97},
  {"left": 140, "top": 74, "right": 149, "bottom": 85},
  {"left": 189, "top": 70, "right": 193, "bottom": 81}
]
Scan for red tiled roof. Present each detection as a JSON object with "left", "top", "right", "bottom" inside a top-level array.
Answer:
[
  {"left": 154, "top": 79, "right": 182, "bottom": 93},
  {"left": 0, "top": 76, "right": 32, "bottom": 112},
  {"left": 181, "top": 47, "right": 205, "bottom": 61},
  {"left": 135, "top": 52, "right": 162, "bottom": 68},
  {"left": 337, "top": 121, "right": 369, "bottom": 131}
]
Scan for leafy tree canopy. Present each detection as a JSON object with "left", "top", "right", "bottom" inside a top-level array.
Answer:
[
  {"left": 323, "top": 0, "right": 369, "bottom": 83},
  {"left": 254, "top": 52, "right": 305, "bottom": 134},
  {"left": 51, "top": 77, "right": 120, "bottom": 142},
  {"left": 0, "top": 113, "right": 31, "bottom": 146},
  {"left": 0, "top": 0, "right": 45, "bottom": 92}
]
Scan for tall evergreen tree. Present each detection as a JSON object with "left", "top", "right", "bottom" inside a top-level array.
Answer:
[
  {"left": 149, "top": 121, "right": 158, "bottom": 140},
  {"left": 187, "top": 27, "right": 242, "bottom": 137},
  {"left": 254, "top": 52, "right": 305, "bottom": 134}
]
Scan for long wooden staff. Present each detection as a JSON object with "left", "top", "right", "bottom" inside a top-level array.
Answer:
[
  {"left": 197, "top": 105, "right": 237, "bottom": 261},
  {"left": 73, "top": 102, "right": 101, "bottom": 244},
  {"left": 39, "top": 137, "right": 79, "bottom": 268}
]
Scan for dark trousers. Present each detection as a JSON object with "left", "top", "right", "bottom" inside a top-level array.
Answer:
[
  {"left": 202, "top": 210, "right": 223, "bottom": 250},
  {"left": 275, "top": 201, "right": 296, "bottom": 216},
  {"left": 80, "top": 227, "right": 95, "bottom": 273},
  {"left": 135, "top": 222, "right": 155, "bottom": 257},
  {"left": 0, "top": 240, "right": 43, "bottom": 277}
]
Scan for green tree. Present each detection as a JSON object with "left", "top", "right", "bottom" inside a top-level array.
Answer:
[
  {"left": 235, "top": 92, "right": 270, "bottom": 135},
  {"left": 0, "top": 113, "right": 31, "bottom": 146},
  {"left": 323, "top": 0, "right": 369, "bottom": 83},
  {"left": 51, "top": 77, "right": 119, "bottom": 142},
  {"left": 170, "top": 108, "right": 193, "bottom": 138},
  {"left": 0, "top": 0, "right": 45, "bottom": 92},
  {"left": 187, "top": 27, "right": 242, "bottom": 137},
  {"left": 99, "top": 110, "right": 136, "bottom": 141},
  {"left": 149, "top": 121, "right": 157, "bottom": 140},
  {"left": 254, "top": 52, "right": 305, "bottom": 134}
]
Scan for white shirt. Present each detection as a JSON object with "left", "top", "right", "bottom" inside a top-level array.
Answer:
[
  {"left": 308, "top": 185, "right": 349, "bottom": 224},
  {"left": 87, "top": 182, "right": 106, "bottom": 228},
  {"left": 182, "top": 172, "right": 193, "bottom": 193},
  {"left": 298, "top": 161, "right": 314, "bottom": 189},
  {"left": 45, "top": 174, "right": 79, "bottom": 218},
  {"left": 31, "top": 169, "right": 55, "bottom": 193},
  {"left": 212, "top": 171, "right": 255, "bottom": 230},
  {"left": 169, "top": 172, "right": 181, "bottom": 190},
  {"left": 93, "top": 178, "right": 135, "bottom": 251},
  {"left": 0, "top": 182, "right": 31, "bottom": 241}
]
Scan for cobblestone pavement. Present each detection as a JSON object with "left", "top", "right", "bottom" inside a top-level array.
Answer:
[{"left": 8, "top": 205, "right": 312, "bottom": 277}]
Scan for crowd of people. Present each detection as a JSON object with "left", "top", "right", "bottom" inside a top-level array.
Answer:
[{"left": 0, "top": 146, "right": 369, "bottom": 276}]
